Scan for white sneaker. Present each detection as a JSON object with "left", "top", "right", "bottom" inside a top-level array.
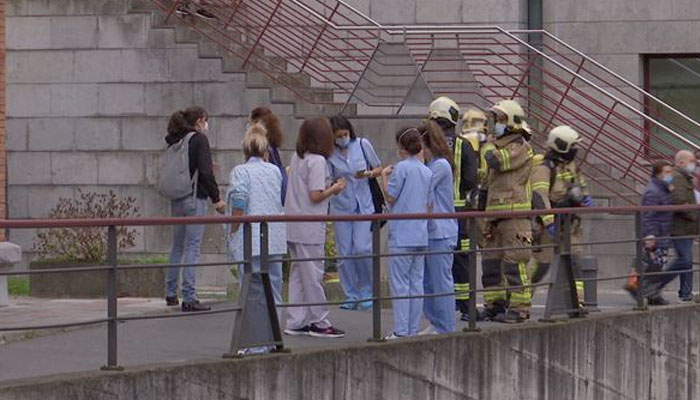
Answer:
[
  {"left": 418, "top": 325, "right": 438, "bottom": 336},
  {"left": 384, "top": 332, "right": 402, "bottom": 340}
]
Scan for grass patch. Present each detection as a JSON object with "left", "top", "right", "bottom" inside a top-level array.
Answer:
[{"left": 8, "top": 276, "right": 30, "bottom": 296}]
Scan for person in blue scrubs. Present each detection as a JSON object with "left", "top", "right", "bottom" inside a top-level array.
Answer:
[
  {"left": 381, "top": 127, "right": 432, "bottom": 339},
  {"left": 328, "top": 116, "right": 383, "bottom": 310},
  {"left": 418, "top": 121, "right": 458, "bottom": 334}
]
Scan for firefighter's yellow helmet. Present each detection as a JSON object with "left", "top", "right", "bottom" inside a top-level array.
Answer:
[
  {"left": 547, "top": 125, "right": 581, "bottom": 154},
  {"left": 490, "top": 99, "right": 525, "bottom": 131},
  {"left": 428, "top": 96, "right": 460, "bottom": 126},
  {"left": 461, "top": 108, "right": 487, "bottom": 134}
]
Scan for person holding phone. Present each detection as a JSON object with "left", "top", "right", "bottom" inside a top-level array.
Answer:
[{"left": 327, "top": 116, "right": 383, "bottom": 311}]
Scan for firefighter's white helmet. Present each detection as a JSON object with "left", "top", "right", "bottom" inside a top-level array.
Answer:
[
  {"left": 428, "top": 96, "right": 460, "bottom": 126},
  {"left": 490, "top": 99, "right": 525, "bottom": 131},
  {"left": 547, "top": 125, "right": 581, "bottom": 154}
]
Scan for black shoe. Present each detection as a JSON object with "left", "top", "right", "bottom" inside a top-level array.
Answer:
[
  {"left": 309, "top": 324, "right": 345, "bottom": 338},
  {"left": 680, "top": 296, "right": 693, "bottom": 302},
  {"left": 165, "top": 296, "right": 179, "bottom": 306},
  {"left": 647, "top": 296, "right": 669, "bottom": 306},
  {"left": 181, "top": 301, "right": 211, "bottom": 312},
  {"left": 493, "top": 309, "right": 526, "bottom": 324},
  {"left": 195, "top": 8, "right": 217, "bottom": 19},
  {"left": 460, "top": 310, "right": 487, "bottom": 322},
  {"left": 283, "top": 325, "right": 311, "bottom": 336}
]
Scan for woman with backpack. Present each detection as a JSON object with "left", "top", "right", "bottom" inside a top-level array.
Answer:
[
  {"left": 327, "top": 116, "right": 383, "bottom": 311},
  {"left": 164, "top": 106, "right": 225, "bottom": 312}
]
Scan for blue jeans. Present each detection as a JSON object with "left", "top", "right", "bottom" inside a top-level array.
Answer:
[
  {"left": 166, "top": 197, "right": 207, "bottom": 302},
  {"left": 334, "top": 219, "right": 373, "bottom": 302},
  {"left": 670, "top": 238, "right": 694, "bottom": 299},
  {"left": 238, "top": 255, "right": 284, "bottom": 306},
  {"left": 424, "top": 239, "right": 455, "bottom": 334},
  {"left": 389, "top": 247, "right": 425, "bottom": 337}
]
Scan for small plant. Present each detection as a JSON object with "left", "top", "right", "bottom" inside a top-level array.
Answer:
[
  {"left": 8, "top": 276, "right": 30, "bottom": 296},
  {"left": 33, "top": 190, "right": 140, "bottom": 263}
]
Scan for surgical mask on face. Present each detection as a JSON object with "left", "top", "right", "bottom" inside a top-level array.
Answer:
[
  {"left": 663, "top": 174, "right": 674, "bottom": 185},
  {"left": 203, "top": 121, "right": 209, "bottom": 132},
  {"left": 335, "top": 137, "right": 350, "bottom": 148},
  {"left": 685, "top": 162, "right": 696, "bottom": 174},
  {"left": 494, "top": 123, "right": 507, "bottom": 137}
]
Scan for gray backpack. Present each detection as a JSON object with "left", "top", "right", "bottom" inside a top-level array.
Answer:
[{"left": 158, "top": 131, "right": 199, "bottom": 200}]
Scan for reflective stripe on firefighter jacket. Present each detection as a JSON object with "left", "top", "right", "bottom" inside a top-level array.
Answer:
[{"left": 482, "top": 134, "right": 533, "bottom": 212}]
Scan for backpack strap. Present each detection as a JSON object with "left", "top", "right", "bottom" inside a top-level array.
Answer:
[{"left": 183, "top": 131, "right": 199, "bottom": 201}]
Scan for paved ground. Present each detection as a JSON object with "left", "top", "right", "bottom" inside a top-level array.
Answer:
[{"left": 0, "top": 289, "right": 662, "bottom": 384}]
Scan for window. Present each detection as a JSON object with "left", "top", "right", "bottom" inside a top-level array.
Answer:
[{"left": 644, "top": 55, "right": 700, "bottom": 156}]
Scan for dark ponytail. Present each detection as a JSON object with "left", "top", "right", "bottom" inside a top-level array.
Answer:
[{"left": 167, "top": 106, "right": 208, "bottom": 139}]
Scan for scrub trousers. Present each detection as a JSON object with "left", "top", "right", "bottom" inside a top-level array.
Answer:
[
  {"left": 424, "top": 239, "right": 456, "bottom": 333},
  {"left": 389, "top": 246, "right": 426, "bottom": 337},
  {"left": 286, "top": 243, "right": 332, "bottom": 330},
  {"left": 334, "top": 219, "right": 373, "bottom": 303}
]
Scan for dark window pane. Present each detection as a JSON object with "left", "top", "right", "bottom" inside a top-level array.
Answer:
[{"left": 647, "top": 56, "right": 700, "bottom": 156}]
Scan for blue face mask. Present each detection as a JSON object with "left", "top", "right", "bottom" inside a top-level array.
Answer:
[
  {"left": 663, "top": 174, "right": 673, "bottom": 185},
  {"left": 335, "top": 137, "right": 350, "bottom": 148},
  {"left": 494, "top": 123, "right": 507, "bottom": 137}
]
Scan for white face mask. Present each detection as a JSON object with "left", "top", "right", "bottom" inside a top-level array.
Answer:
[
  {"left": 685, "top": 162, "right": 696, "bottom": 174},
  {"left": 203, "top": 121, "right": 209, "bottom": 132},
  {"left": 494, "top": 123, "right": 507, "bottom": 137}
]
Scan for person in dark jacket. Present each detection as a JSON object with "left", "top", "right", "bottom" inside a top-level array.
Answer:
[
  {"left": 165, "top": 106, "right": 225, "bottom": 312},
  {"left": 626, "top": 160, "right": 674, "bottom": 304},
  {"left": 669, "top": 150, "right": 698, "bottom": 301},
  {"left": 249, "top": 107, "right": 288, "bottom": 206}
]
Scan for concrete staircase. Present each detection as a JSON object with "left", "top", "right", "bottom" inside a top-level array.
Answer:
[{"left": 128, "top": 0, "right": 357, "bottom": 119}]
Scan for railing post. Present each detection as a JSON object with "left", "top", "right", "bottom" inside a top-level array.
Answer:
[
  {"left": 465, "top": 217, "right": 479, "bottom": 332},
  {"left": 225, "top": 222, "right": 253, "bottom": 358},
  {"left": 370, "top": 220, "right": 383, "bottom": 342},
  {"left": 241, "top": 0, "right": 284, "bottom": 69},
  {"left": 260, "top": 221, "right": 285, "bottom": 352},
  {"left": 634, "top": 211, "right": 647, "bottom": 310},
  {"left": 101, "top": 225, "right": 123, "bottom": 371}
]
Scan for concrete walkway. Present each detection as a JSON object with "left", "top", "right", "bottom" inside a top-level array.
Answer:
[{"left": 0, "top": 290, "right": 652, "bottom": 384}]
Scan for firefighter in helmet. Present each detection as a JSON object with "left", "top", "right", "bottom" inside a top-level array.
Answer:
[
  {"left": 480, "top": 99, "right": 534, "bottom": 323},
  {"left": 530, "top": 125, "right": 592, "bottom": 304}
]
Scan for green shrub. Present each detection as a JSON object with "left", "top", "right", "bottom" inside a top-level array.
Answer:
[{"left": 33, "top": 190, "right": 140, "bottom": 263}]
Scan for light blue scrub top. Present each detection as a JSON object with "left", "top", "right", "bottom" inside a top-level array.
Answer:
[
  {"left": 386, "top": 156, "right": 432, "bottom": 248},
  {"left": 328, "top": 138, "right": 381, "bottom": 215},
  {"left": 427, "top": 157, "right": 458, "bottom": 245}
]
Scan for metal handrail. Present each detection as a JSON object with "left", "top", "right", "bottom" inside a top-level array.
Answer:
[
  {"left": 3, "top": 205, "right": 700, "bottom": 370},
  {"left": 3, "top": 204, "right": 699, "bottom": 228}
]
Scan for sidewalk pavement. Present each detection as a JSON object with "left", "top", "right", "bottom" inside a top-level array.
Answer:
[{"left": 0, "top": 297, "right": 170, "bottom": 344}]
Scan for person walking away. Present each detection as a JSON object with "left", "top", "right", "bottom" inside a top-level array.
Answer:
[
  {"left": 227, "top": 126, "right": 287, "bottom": 353},
  {"left": 380, "top": 127, "right": 432, "bottom": 339},
  {"left": 622, "top": 160, "right": 673, "bottom": 305},
  {"left": 327, "top": 116, "right": 383, "bottom": 311},
  {"left": 427, "top": 97, "right": 478, "bottom": 322},
  {"left": 418, "top": 121, "right": 458, "bottom": 334},
  {"left": 529, "top": 126, "right": 593, "bottom": 307},
  {"left": 249, "top": 107, "right": 288, "bottom": 205},
  {"left": 164, "top": 107, "right": 225, "bottom": 312},
  {"left": 480, "top": 99, "right": 534, "bottom": 323},
  {"left": 284, "top": 118, "right": 347, "bottom": 338},
  {"left": 669, "top": 150, "right": 698, "bottom": 301}
]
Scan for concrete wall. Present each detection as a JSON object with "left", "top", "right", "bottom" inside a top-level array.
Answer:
[
  {"left": 3, "top": 304, "right": 700, "bottom": 399},
  {"left": 5, "top": 0, "right": 273, "bottom": 287}
]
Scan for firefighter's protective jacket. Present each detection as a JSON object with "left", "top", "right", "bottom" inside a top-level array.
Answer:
[{"left": 482, "top": 133, "right": 533, "bottom": 212}]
